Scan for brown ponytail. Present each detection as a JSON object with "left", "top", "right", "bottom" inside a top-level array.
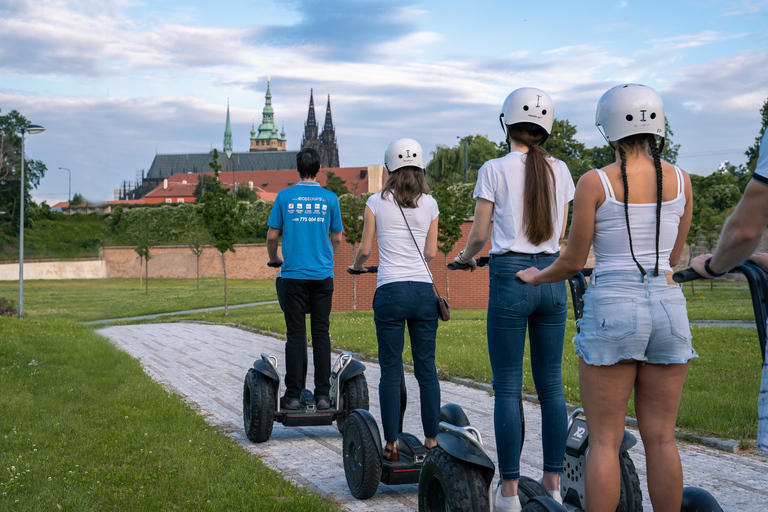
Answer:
[
  {"left": 507, "top": 125, "right": 556, "bottom": 246},
  {"left": 381, "top": 166, "right": 430, "bottom": 208}
]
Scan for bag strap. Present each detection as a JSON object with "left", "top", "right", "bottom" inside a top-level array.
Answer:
[{"left": 397, "top": 202, "right": 444, "bottom": 299}]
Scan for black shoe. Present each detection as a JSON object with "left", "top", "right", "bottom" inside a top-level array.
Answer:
[
  {"left": 281, "top": 395, "right": 300, "bottom": 410},
  {"left": 316, "top": 395, "right": 331, "bottom": 410}
]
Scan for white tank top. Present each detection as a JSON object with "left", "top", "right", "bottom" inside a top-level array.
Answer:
[{"left": 592, "top": 167, "right": 686, "bottom": 274}]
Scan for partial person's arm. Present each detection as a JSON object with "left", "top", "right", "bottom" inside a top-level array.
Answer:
[
  {"left": 560, "top": 204, "right": 569, "bottom": 241},
  {"left": 330, "top": 231, "right": 343, "bottom": 253},
  {"left": 748, "top": 253, "right": 768, "bottom": 273},
  {"left": 691, "top": 179, "right": 768, "bottom": 277},
  {"left": 516, "top": 170, "right": 601, "bottom": 285},
  {"left": 350, "top": 206, "right": 376, "bottom": 270},
  {"left": 669, "top": 170, "right": 693, "bottom": 267},
  {"left": 452, "top": 198, "right": 494, "bottom": 271},
  {"left": 424, "top": 217, "right": 439, "bottom": 263},
  {"left": 266, "top": 227, "right": 282, "bottom": 266}
]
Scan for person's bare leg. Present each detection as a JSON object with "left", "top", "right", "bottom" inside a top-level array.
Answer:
[
  {"left": 579, "top": 358, "right": 636, "bottom": 512},
  {"left": 541, "top": 472, "right": 559, "bottom": 493},
  {"left": 635, "top": 362, "right": 689, "bottom": 512},
  {"left": 501, "top": 479, "right": 519, "bottom": 497}
]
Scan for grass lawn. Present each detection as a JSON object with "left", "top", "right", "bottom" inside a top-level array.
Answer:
[
  {"left": 0, "top": 317, "right": 337, "bottom": 511},
  {"left": 0, "top": 277, "right": 763, "bottom": 442},
  {"left": 0, "top": 278, "right": 276, "bottom": 322}
]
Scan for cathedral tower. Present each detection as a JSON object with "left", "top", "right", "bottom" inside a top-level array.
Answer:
[{"left": 250, "top": 78, "right": 287, "bottom": 152}]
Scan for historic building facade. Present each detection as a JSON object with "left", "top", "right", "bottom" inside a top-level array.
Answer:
[
  {"left": 250, "top": 79, "right": 287, "bottom": 152},
  {"left": 301, "top": 89, "right": 340, "bottom": 168}
]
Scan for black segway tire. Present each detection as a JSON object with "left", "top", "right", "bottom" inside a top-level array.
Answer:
[
  {"left": 521, "top": 495, "right": 567, "bottom": 511},
  {"left": 243, "top": 368, "right": 275, "bottom": 443},
  {"left": 617, "top": 451, "right": 643, "bottom": 511},
  {"left": 337, "top": 373, "right": 370, "bottom": 434},
  {"left": 518, "top": 476, "right": 550, "bottom": 506},
  {"left": 343, "top": 412, "right": 381, "bottom": 499},
  {"left": 418, "top": 445, "right": 490, "bottom": 512}
]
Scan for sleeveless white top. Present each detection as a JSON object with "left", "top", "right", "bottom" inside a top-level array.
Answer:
[{"left": 592, "top": 167, "right": 686, "bottom": 274}]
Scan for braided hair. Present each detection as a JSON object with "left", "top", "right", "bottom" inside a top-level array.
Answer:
[{"left": 617, "top": 135, "right": 663, "bottom": 277}]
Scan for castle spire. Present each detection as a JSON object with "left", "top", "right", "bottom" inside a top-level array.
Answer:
[
  {"left": 323, "top": 94, "right": 334, "bottom": 132},
  {"left": 223, "top": 99, "right": 233, "bottom": 158},
  {"left": 306, "top": 88, "right": 317, "bottom": 127}
]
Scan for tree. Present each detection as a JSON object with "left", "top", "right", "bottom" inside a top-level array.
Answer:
[
  {"left": 339, "top": 193, "right": 368, "bottom": 311},
  {"left": 745, "top": 97, "right": 768, "bottom": 173},
  {"left": 123, "top": 207, "right": 159, "bottom": 294},
  {"left": 425, "top": 135, "right": 506, "bottom": 186},
  {"left": 234, "top": 184, "right": 260, "bottom": 203},
  {"left": 0, "top": 109, "right": 48, "bottom": 233},
  {"left": 179, "top": 204, "right": 211, "bottom": 289},
  {"left": 543, "top": 119, "right": 593, "bottom": 183},
  {"left": 324, "top": 171, "right": 350, "bottom": 197},
  {"left": 661, "top": 118, "right": 681, "bottom": 164},
  {"left": 70, "top": 193, "right": 85, "bottom": 207},
  {"left": 193, "top": 173, "right": 217, "bottom": 200},
  {"left": 199, "top": 149, "right": 241, "bottom": 315},
  {"left": 430, "top": 179, "right": 474, "bottom": 299}
]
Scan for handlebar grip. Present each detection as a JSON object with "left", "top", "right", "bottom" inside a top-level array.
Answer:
[
  {"left": 672, "top": 268, "right": 704, "bottom": 283},
  {"left": 267, "top": 261, "right": 282, "bottom": 268},
  {"left": 347, "top": 266, "right": 378, "bottom": 275},
  {"left": 447, "top": 262, "right": 472, "bottom": 271}
]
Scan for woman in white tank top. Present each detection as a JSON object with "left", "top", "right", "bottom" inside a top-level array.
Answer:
[{"left": 517, "top": 85, "right": 695, "bottom": 512}]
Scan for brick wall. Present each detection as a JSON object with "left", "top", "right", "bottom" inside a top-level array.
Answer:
[{"left": 331, "top": 221, "right": 493, "bottom": 312}]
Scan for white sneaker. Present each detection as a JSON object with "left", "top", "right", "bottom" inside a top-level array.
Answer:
[
  {"left": 549, "top": 490, "right": 563, "bottom": 504},
  {"left": 493, "top": 485, "right": 522, "bottom": 512}
]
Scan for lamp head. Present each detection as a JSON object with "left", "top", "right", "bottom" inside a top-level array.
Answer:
[{"left": 24, "top": 124, "right": 45, "bottom": 135}]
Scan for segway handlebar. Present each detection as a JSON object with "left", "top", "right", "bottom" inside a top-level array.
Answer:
[
  {"left": 267, "top": 261, "right": 282, "bottom": 268},
  {"left": 446, "top": 256, "right": 490, "bottom": 271},
  {"left": 347, "top": 266, "right": 378, "bottom": 275}
]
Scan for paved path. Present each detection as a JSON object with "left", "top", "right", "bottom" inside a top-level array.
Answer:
[{"left": 97, "top": 323, "right": 768, "bottom": 511}]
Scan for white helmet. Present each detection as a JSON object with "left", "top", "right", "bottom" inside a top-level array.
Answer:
[
  {"left": 595, "top": 84, "right": 665, "bottom": 144},
  {"left": 384, "top": 138, "right": 425, "bottom": 172},
  {"left": 499, "top": 87, "right": 555, "bottom": 144}
]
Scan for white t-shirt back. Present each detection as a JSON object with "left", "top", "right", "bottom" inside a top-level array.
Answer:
[
  {"left": 473, "top": 151, "right": 575, "bottom": 254},
  {"left": 366, "top": 191, "right": 439, "bottom": 287}
]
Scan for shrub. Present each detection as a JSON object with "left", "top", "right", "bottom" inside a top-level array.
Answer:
[{"left": 0, "top": 296, "right": 18, "bottom": 316}]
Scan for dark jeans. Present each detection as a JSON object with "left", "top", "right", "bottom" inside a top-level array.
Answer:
[
  {"left": 281, "top": 277, "right": 334, "bottom": 399},
  {"left": 374, "top": 281, "right": 440, "bottom": 443},
  {"left": 487, "top": 254, "right": 568, "bottom": 480}
]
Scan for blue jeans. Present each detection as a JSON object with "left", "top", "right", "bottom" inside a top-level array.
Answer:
[
  {"left": 374, "top": 281, "right": 440, "bottom": 443},
  {"left": 488, "top": 254, "right": 568, "bottom": 480}
]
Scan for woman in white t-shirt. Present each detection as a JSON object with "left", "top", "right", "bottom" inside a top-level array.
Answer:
[
  {"left": 349, "top": 138, "right": 441, "bottom": 460},
  {"left": 452, "top": 88, "right": 575, "bottom": 510},
  {"left": 517, "top": 84, "right": 695, "bottom": 512}
]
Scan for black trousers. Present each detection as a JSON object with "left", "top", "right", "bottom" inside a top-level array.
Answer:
[{"left": 281, "top": 277, "right": 334, "bottom": 399}]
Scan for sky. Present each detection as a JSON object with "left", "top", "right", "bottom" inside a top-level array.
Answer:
[{"left": 1, "top": 0, "right": 767, "bottom": 205}]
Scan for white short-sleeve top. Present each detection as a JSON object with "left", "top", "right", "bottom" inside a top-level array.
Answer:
[
  {"left": 366, "top": 191, "right": 440, "bottom": 287},
  {"left": 473, "top": 151, "right": 575, "bottom": 254}
]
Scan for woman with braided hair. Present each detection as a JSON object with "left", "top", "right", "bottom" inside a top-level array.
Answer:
[{"left": 516, "top": 84, "right": 695, "bottom": 512}]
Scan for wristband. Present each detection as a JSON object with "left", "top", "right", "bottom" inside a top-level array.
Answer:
[
  {"left": 458, "top": 250, "right": 471, "bottom": 263},
  {"left": 704, "top": 257, "right": 726, "bottom": 278}
]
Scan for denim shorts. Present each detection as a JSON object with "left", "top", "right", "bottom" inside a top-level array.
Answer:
[{"left": 573, "top": 270, "right": 698, "bottom": 366}]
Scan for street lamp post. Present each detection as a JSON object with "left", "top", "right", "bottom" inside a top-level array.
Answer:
[
  {"left": 58, "top": 167, "right": 71, "bottom": 213},
  {"left": 19, "top": 124, "right": 46, "bottom": 318}
]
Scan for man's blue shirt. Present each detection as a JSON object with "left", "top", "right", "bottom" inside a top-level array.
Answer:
[{"left": 267, "top": 182, "right": 343, "bottom": 280}]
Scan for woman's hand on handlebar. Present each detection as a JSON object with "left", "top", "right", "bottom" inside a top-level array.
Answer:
[
  {"left": 348, "top": 264, "right": 364, "bottom": 273},
  {"left": 516, "top": 267, "right": 540, "bottom": 286},
  {"left": 747, "top": 253, "right": 768, "bottom": 273},
  {"left": 689, "top": 253, "right": 715, "bottom": 279},
  {"left": 452, "top": 254, "right": 477, "bottom": 272}
]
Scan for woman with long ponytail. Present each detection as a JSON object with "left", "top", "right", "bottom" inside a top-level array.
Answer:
[
  {"left": 517, "top": 84, "right": 695, "bottom": 512},
  {"left": 453, "top": 88, "right": 575, "bottom": 510}
]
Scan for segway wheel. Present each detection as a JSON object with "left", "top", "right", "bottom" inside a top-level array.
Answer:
[
  {"left": 521, "top": 495, "right": 567, "bottom": 511},
  {"left": 343, "top": 411, "right": 381, "bottom": 499},
  {"left": 243, "top": 368, "right": 275, "bottom": 443},
  {"left": 518, "top": 476, "right": 550, "bottom": 506},
  {"left": 337, "top": 373, "right": 370, "bottom": 434},
  {"left": 418, "top": 445, "right": 490, "bottom": 512},
  {"left": 617, "top": 451, "right": 642, "bottom": 511}
]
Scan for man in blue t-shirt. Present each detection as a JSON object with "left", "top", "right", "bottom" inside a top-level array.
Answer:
[{"left": 267, "top": 148, "right": 343, "bottom": 410}]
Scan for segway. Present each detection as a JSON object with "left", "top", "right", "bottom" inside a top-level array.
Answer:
[
  {"left": 342, "top": 265, "right": 495, "bottom": 505},
  {"left": 448, "top": 258, "right": 644, "bottom": 510},
  {"left": 241, "top": 262, "right": 370, "bottom": 443}
]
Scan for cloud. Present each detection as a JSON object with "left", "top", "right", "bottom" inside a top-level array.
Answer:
[
  {"left": 720, "top": 0, "right": 768, "bottom": 18},
  {"left": 647, "top": 30, "right": 747, "bottom": 51}
]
